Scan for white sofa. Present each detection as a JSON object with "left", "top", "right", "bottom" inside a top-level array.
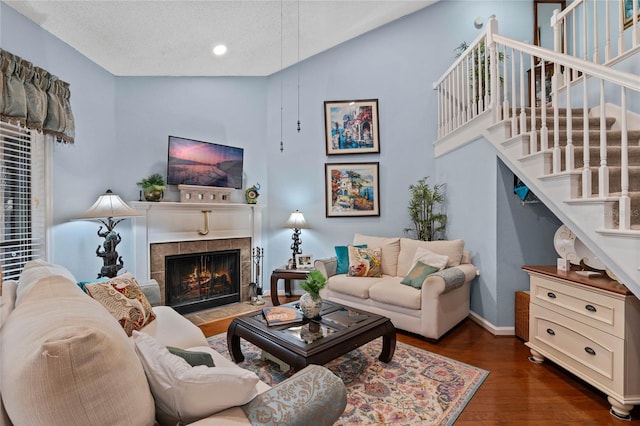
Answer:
[
  {"left": 315, "top": 234, "right": 478, "bottom": 340},
  {"left": 0, "top": 260, "right": 346, "bottom": 426}
]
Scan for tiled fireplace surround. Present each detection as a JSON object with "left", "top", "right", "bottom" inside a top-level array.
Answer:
[{"left": 130, "top": 201, "right": 263, "bottom": 308}]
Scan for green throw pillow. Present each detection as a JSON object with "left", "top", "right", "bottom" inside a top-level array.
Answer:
[
  {"left": 167, "top": 346, "right": 215, "bottom": 367},
  {"left": 335, "top": 244, "right": 367, "bottom": 274},
  {"left": 401, "top": 261, "right": 439, "bottom": 289}
]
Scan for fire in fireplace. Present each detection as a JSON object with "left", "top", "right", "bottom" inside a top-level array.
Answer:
[{"left": 165, "top": 249, "right": 240, "bottom": 314}]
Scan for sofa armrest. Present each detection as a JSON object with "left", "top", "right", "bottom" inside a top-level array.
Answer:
[
  {"left": 138, "top": 279, "right": 161, "bottom": 306},
  {"left": 422, "top": 263, "right": 478, "bottom": 298},
  {"left": 314, "top": 257, "right": 337, "bottom": 279},
  {"left": 241, "top": 365, "right": 347, "bottom": 426}
]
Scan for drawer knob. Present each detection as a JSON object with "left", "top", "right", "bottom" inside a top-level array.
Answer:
[
  {"left": 585, "top": 304, "right": 597, "bottom": 313},
  {"left": 546, "top": 328, "right": 556, "bottom": 336},
  {"left": 547, "top": 292, "right": 557, "bottom": 299},
  {"left": 584, "top": 347, "right": 596, "bottom": 356}
]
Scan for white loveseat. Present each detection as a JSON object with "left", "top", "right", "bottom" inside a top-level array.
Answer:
[
  {"left": 315, "top": 234, "right": 478, "bottom": 340},
  {"left": 0, "top": 260, "right": 346, "bottom": 426}
]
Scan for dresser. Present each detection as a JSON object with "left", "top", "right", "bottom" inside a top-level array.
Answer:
[{"left": 522, "top": 266, "right": 640, "bottom": 420}]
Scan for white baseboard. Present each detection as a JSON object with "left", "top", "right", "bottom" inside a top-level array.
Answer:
[{"left": 469, "top": 310, "right": 515, "bottom": 336}]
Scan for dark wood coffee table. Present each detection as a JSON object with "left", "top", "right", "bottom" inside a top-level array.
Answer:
[{"left": 227, "top": 300, "right": 396, "bottom": 372}]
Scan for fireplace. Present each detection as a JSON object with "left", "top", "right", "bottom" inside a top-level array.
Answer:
[{"left": 165, "top": 250, "right": 240, "bottom": 314}]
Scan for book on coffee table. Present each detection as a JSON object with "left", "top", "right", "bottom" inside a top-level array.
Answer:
[{"left": 263, "top": 306, "right": 304, "bottom": 326}]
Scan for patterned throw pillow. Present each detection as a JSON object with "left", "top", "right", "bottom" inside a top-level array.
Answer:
[
  {"left": 401, "top": 261, "right": 439, "bottom": 289},
  {"left": 335, "top": 244, "right": 367, "bottom": 274},
  {"left": 347, "top": 246, "right": 383, "bottom": 277},
  {"left": 85, "top": 273, "right": 156, "bottom": 336}
]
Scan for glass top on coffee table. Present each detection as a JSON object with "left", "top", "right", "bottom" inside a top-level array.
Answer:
[{"left": 227, "top": 300, "right": 396, "bottom": 372}]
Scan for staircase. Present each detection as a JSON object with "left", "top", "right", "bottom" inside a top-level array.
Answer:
[{"left": 433, "top": 12, "right": 640, "bottom": 297}]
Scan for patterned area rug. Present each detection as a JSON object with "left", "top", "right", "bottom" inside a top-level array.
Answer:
[{"left": 208, "top": 334, "right": 489, "bottom": 425}]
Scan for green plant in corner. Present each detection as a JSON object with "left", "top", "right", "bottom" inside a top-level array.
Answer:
[
  {"left": 300, "top": 270, "right": 327, "bottom": 300},
  {"left": 137, "top": 173, "right": 166, "bottom": 202},
  {"left": 404, "top": 176, "right": 447, "bottom": 241}
]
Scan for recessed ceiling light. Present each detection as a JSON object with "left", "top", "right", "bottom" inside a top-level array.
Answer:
[{"left": 213, "top": 44, "right": 227, "bottom": 56}]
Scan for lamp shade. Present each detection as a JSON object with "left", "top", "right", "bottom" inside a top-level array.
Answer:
[
  {"left": 283, "top": 210, "right": 309, "bottom": 229},
  {"left": 78, "top": 189, "right": 143, "bottom": 219}
]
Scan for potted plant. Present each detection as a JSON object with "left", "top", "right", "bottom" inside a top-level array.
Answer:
[
  {"left": 404, "top": 176, "right": 447, "bottom": 241},
  {"left": 298, "top": 270, "right": 326, "bottom": 319},
  {"left": 137, "top": 173, "right": 166, "bottom": 202}
]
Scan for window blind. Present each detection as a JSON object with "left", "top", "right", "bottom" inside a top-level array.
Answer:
[{"left": 0, "top": 121, "right": 46, "bottom": 280}]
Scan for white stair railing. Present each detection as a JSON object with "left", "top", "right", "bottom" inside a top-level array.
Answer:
[
  {"left": 433, "top": 15, "right": 639, "bottom": 232},
  {"left": 553, "top": 0, "right": 639, "bottom": 65}
]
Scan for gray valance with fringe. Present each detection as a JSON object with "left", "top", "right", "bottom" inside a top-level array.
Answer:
[{"left": 0, "top": 49, "right": 75, "bottom": 143}]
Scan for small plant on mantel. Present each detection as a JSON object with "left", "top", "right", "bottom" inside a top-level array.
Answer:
[
  {"left": 404, "top": 176, "right": 447, "bottom": 241},
  {"left": 137, "top": 173, "right": 166, "bottom": 202}
]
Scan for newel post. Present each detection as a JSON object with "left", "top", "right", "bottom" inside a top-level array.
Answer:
[{"left": 486, "top": 15, "right": 500, "bottom": 122}]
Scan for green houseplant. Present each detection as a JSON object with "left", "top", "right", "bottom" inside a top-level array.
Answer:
[
  {"left": 404, "top": 177, "right": 447, "bottom": 241},
  {"left": 299, "top": 270, "right": 327, "bottom": 320},
  {"left": 137, "top": 173, "right": 166, "bottom": 202}
]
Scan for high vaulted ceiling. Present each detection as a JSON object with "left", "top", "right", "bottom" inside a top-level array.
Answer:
[{"left": 3, "top": 0, "right": 438, "bottom": 76}]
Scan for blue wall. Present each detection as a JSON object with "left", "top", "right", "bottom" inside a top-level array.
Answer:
[{"left": 2, "top": 0, "right": 567, "bottom": 327}]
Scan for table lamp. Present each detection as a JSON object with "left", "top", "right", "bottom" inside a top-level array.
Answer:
[
  {"left": 283, "top": 210, "right": 310, "bottom": 269},
  {"left": 78, "top": 189, "right": 143, "bottom": 278}
]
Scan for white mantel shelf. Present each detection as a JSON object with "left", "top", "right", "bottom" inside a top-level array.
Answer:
[{"left": 129, "top": 201, "right": 264, "bottom": 280}]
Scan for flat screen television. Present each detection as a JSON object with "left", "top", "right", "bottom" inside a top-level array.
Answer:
[{"left": 167, "top": 136, "right": 244, "bottom": 189}]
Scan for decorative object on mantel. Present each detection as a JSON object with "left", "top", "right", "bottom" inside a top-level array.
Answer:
[
  {"left": 283, "top": 210, "right": 310, "bottom": 269},
  {"left": 244, "top": 183, "right": 260, "bottom": 204},
  {"left": 77, "top": 189, "right": 143, "bottom": 278},
  {"left": 0, "top": 49, "right": 75, "bottom": 143},
  {"left": 137, "top": 173, "right": 166, "bottom": 202},
  {"left": 178, "top": 184, "right": 232, "bottom": 203}
]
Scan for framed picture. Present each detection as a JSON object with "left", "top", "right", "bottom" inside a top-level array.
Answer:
[
  {"left": 295, "top": 254, "right": 314, "bottom": 270},
  {"left": 623, "top": 0, "right": 640, "bottom": 29},
  {"left": 324, "top": 99, "right": 380, "bottom": 155},
  {"left": 325, "top": 162, "right": 380, "bottom": 217}
]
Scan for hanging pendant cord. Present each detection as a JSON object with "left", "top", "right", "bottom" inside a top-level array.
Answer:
[
  {"left": 280, "top": 0, "right": 284, "bottom": 152},
  {"left": 296, "top": 0, "right": 301, "bottom": 133}
]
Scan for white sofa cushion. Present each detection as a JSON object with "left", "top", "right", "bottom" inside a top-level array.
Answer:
[
  {"left": 368, "top": 278, "right": 422, "bottom": 310},
  {"left": 1, "top": 260, "right": 155, "bottom": 426},
  {"left": 397, "top": 238, "right": 465, "bottom": 276},
  {"left": 326, "top": 274, "right": 392, "bottom": 298},
  {"left": 15, "top": 258, "right": 76, "bottom": 306},
  {"left": 133, "top": 331, "right": 260, "bottom": 426},
  {"left": 353, "top": 233, "right": 400, "bottom": 276},
  {"left": 0, "top": 279, "right": 17, "bottom": 328},
  {"left": 410, "top": 247, "right": 449, "bottom": 271}
]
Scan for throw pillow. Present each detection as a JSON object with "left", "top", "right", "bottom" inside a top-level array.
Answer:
[
  {"left": 167, "top": 346, "right": 215, "bottom": 367},
  {"left": 133, "top": 331, "right": 260, "bottom": 425},
  {"left": 410, "top": 247, "right": 449, "bottom": 272},
  {"left": 85, "top": 273, "right": 156, "bottom": 336},
  {"left": 347, "top": 246, "right": 382, "bottom": 277},
  {"left": 401, "top": 261, "right": 439, "bottom": 288},
  {"left": 335, "top": 244, "right": 367, "bottom": 274}
]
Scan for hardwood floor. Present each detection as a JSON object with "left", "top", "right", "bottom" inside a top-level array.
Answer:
[{"left": 197, "top": 300, "right": 638, "bottom": 425}]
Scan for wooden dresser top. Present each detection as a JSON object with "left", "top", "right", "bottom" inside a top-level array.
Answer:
[{"left": 522, "top": 265, "right": 632, "bottom": 296}]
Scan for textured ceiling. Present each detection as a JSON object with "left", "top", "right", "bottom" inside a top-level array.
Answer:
[{"left": 4, "top": 0, "right": 438, "bottom": 76}]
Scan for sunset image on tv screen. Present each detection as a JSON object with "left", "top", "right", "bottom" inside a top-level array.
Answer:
[{"left": 167, "top": 136, "right": 244, "bottom": 189}]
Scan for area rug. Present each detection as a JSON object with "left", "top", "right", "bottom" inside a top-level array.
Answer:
[{"left": 208, "top": 334, "right": 489, "bottom": 425}]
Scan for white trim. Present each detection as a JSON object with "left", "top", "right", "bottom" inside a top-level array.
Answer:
[{"left": 469, "top": 310, "right": 515, "bottom": 336}]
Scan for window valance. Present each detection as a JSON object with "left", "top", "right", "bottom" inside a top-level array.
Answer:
[{"left": 0, "top": 49, "right": 75, "bottom": 143}]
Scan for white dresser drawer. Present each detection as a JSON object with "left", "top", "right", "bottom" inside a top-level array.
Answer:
[
  {"left": 530, "top": 275, "right": 625, "bottom": 337},
  {"left": 529, "top": 303, "right": 623, "bottom": 394}
]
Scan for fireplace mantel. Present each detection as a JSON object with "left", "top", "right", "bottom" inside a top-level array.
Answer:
[{"left": 130, "top": 201, "right": 263, "bottom": 281}]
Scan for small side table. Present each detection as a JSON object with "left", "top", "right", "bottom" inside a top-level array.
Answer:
[{"left": 270, "top": 268, "right": 310, "bottom": 306}]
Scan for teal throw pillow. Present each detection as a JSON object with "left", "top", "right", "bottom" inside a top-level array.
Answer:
[
  {"left": 76, "top": 277, "right": 108, "bottom": 293},
  {"left": 401, "top": 261, "right": 439, "bottom": 289},
  {"left": 335, "top": 244, "right": 367, "bottom": 274},
  {"left": 167, "top": 346, "right": 215, "bottom": 367}
]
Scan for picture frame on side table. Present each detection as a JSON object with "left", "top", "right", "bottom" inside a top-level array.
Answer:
[
  {"left": 324, "top": 99, "right": 379, "bottom": 155},
  {"left": 624, "top": 0, "right": 640, "bottom": 29},
  {"left": 295, "top": 254, "right": 314, "bottom": 270},
  {"left": 325, "top": 162, "right": 380, "bottom": 217}
]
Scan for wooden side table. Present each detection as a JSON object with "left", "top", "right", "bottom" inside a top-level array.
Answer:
[{"left": 270, "top": 268, "right": 310, "bottom": 306}]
